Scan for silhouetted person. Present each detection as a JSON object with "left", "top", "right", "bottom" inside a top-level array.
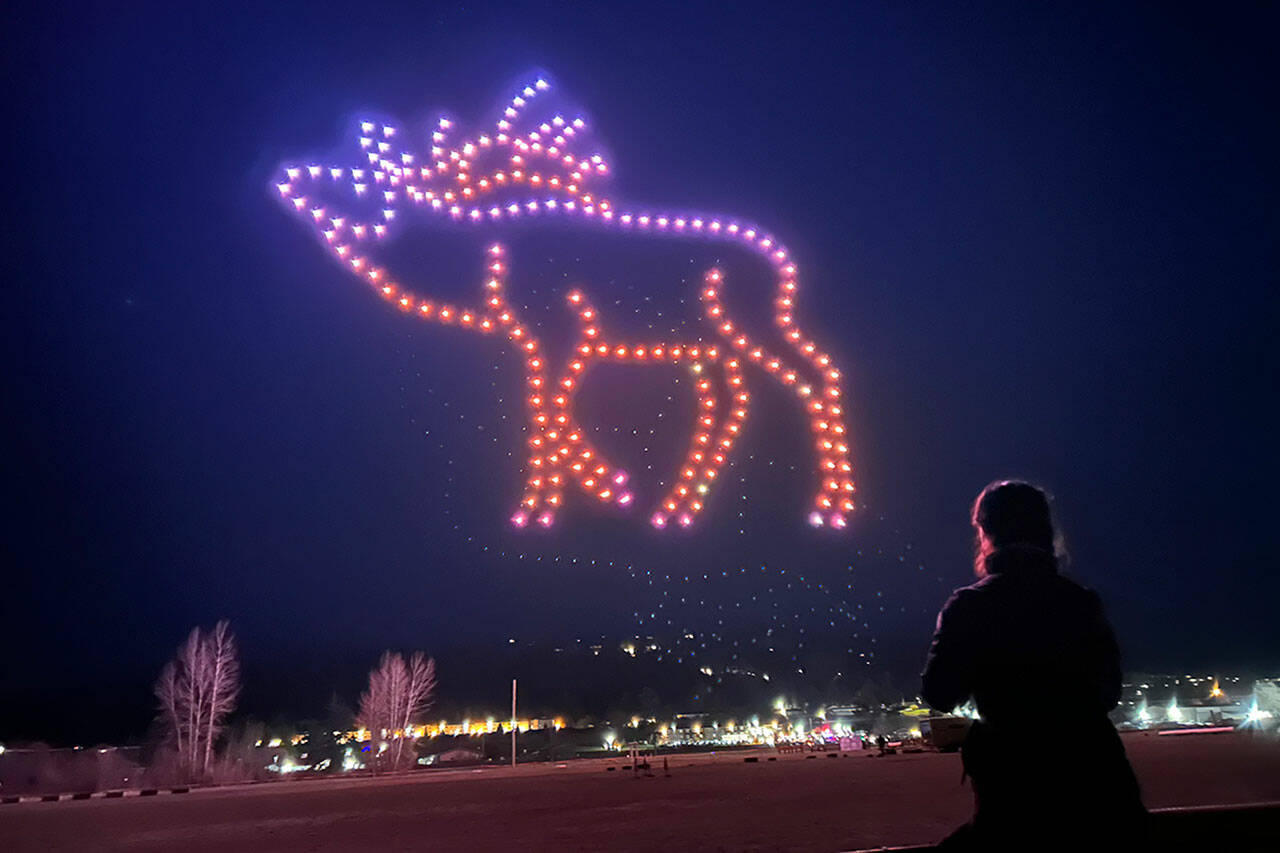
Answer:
[{"left": 922, "top": 481, "right": 1145, "bottom": 850}]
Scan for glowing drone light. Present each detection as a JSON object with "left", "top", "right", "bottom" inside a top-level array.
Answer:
[{"left": 275, "top": 76, "right": 856, "bottom": 531}]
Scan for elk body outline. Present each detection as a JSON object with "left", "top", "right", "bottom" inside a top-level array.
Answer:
[{"left": 276, "top": 76, "right": 855, "bottom": 530}]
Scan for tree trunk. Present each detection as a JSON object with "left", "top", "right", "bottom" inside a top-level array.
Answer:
[{"left": 203, "top": 651, "right": 222, "bottom": 775}]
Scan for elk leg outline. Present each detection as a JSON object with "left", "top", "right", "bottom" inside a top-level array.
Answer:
[
  {"left": 702, "top": 267, "right": 855, "bottom": 528},
  {"left": 565, "top": 289, "right": 750, "bottom": 528}
]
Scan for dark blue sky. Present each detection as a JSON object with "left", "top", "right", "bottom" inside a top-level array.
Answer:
[{"left": 4, "top": 1, "right": 1276, "bottom": 739}]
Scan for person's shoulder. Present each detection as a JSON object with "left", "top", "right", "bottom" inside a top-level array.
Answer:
[
  {"left": 956, "top": 575, "right": 999, "bottom": 596},
  {"left": 942, "top": 577, "right": 994, "bottom": 612}
]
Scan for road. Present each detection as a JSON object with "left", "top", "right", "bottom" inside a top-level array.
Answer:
[{"left": 3, "top": 732, "right": 1279, "bottom": 851}]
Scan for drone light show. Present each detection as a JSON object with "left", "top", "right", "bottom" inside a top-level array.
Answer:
[{"left": 275, "top": 76, "right": 855, "bottom": 531}]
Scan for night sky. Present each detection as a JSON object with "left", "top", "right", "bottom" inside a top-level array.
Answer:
[{"left": 4, "top": 1, "right": 1276, "bottom": 743}]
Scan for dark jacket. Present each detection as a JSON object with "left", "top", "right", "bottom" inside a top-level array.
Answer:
[
  {"left": 922, "top": 545, "right": 1144, "bottom": 846},
  {"left": 922, "top": 545, "right": 1121, "bottom": 725}
]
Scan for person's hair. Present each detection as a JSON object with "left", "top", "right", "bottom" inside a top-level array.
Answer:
[{"left": 971, "top": 480, "right": 1058, "bottom": 577}]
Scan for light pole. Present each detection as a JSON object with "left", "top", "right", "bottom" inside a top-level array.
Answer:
[{"left": 511, "top": 678, "right": 517, "bottom": 769}]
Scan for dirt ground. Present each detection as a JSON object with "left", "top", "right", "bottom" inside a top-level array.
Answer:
[{"left": 3, "top": 732, "right": 1278, "bottom": 852}]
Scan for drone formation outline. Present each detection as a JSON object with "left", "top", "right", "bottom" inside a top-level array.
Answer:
[{"left": 275, "top": 77, "right": 855, "bottom": 531}]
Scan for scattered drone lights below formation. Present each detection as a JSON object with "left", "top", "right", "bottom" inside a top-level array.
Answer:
[{"left": 275, "top": 76, "right": 856, "bottom": 530}]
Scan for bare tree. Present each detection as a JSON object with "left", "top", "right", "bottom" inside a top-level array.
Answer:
[
  {"left": 358, "top": 651, "right": 402, "bottom": 772},
  {"left": 202, "top": 620, "right": 241, "bottom": 774},
  {"left": 178, "top": 627, "right": 207, "bottom": 772},
  {"left": 153, "top": 621, "right": 242, "bottom": 780},
  {"left": 154, "top": 660, "right": 185, "bottom": 763},
  {"left": 358, "top": 651, "right": 437, "bottom": 770},
  {"left": 396, "top": 652, "right": 436, "bottom": 767}
]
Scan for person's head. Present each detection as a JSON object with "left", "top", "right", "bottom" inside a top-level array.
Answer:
[{"left": 971, "top": 480, "right": 1057, "bottom": 577}]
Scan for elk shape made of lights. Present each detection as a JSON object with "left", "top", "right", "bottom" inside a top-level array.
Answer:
[{"left": 275, "top": 77, "right": 855, "bottom": 531}]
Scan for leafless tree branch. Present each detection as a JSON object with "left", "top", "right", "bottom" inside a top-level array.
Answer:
[
  {"left": 153, "top": 621, "right": 241, "bottom": 781},
  {"left": 358, "top": 650, "right": 438, "bottom": 771}
]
